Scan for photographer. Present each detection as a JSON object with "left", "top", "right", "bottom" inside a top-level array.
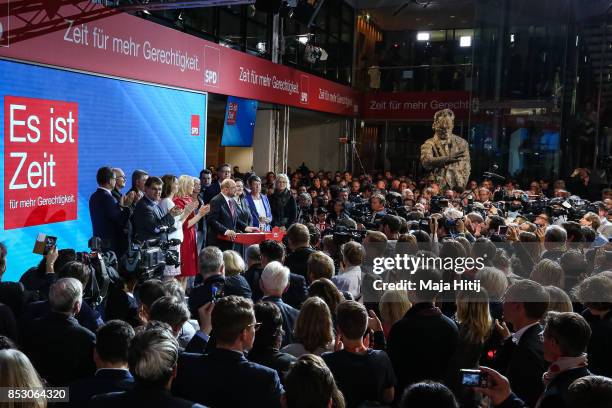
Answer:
[{"left": 132, "top": 177, "right": 182, "bottom": 243}]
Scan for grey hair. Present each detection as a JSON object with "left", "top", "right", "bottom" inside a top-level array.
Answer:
[
  {"left": 246, "top": 244, "right": 261, "bottom": 263},
  {"left": 49, "top": 277, "right": 82, "bottom": 313},
  {"left": 298, "top": 193, "right": 312, "bottom": 206},
  {"left": 275, "top": 173, "right": 290, "bottom": 190},
  {"left": 199, "top": 246, "right": 224, "bottom": 276},
  {"left": 261, "top": 261, "right": 290, "bottom": 294},
  {"left": 128, "top": 325, "right": 178, "bottom": 387},
  {"left": 545, "top": 225, "right": 567, "bottom": 243}
]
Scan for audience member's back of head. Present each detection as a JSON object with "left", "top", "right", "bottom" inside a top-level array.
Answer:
[
  {"left": 572, "top": 274, "right": 612, "bottom": 313},
  {"left": 0, "top": 349, "right": 45, "bottom": 397},
  {"left": 58, "top": 261, "right": 90, "bottom": 286},
  {"left": 284, "top": 354, "right": 345, "bottom": 408},
  {"left": 162, "top": 279, "right": 186, "bottom": 304},
  {"left": 336, "top": 300, "right": 368, "bottom": 340},
  {"left": 530, "top": 259, "right": 565, "bottom": 289},
  {"left": 128, "top": 323, "right": 178, "bottom": 388},
  {"left": 472, "top": 238, "right": 496, "bottom": 266},
  {"left": 134, "top": 279, "right": 165, "bottom": 309},
  {"left": 567, "top": 375, "right": 612, "bottom": 408},
  {"left": 286, "top": 223, "right": 311, "bottom": 248},
  {"left": 340, "top": 241, "right": 365, "bottom": 267},
  {"left": 505, "top": 279, "right": 550, "bottom": 320},
  {"left": 259, "top": 240, "right": 285, "bottom": 263},
  {"left": 246, "top": 244, "right": 261, "bottom": 266},
  {"left": 400, "top": 381, "right": 458, "bottom": 408},
  {"left": 211, "top": 295, "right": 254, "bottom": 345},
  {"left": 223, "top": 250, "right": 246, "bottom": 276},
  {"left": 149, "top": 296, "right": 190, "bottom": 334},
  {"left": 96, "top": 320, "right": 135, "bottom": 365},
  {"left": 253, "top": 301, "right": 283, "bottom": 350},
  {"left": 544, "top": 312, "right": 591, "bottom": 358},
  {"left": 261, "top": 261, "right": 290, "bottom": 295},
  {"left": 308, "top": 278, "right": 344, "bottom": 317},
  {"left": 307, "top": 251, "right": 335, "bottom": 281},
  {"left": 49, "top": 277, "right": 83, "bottom": 314},
  {"left": 475, "top": 267, "right": 507, "bottom": 301},
  {"left": 408, "top": 268, "right": 442, "bottom": 303},
  {"left": 199, "top": 246, "right": 224, "bottom": 277},
  {"left": 545, "top": 225, "right": 567, "bottom": 249}
]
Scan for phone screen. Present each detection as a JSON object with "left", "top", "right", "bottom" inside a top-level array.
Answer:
[{"left": 43, "top": 236, "right": 57, "bottom": 255}]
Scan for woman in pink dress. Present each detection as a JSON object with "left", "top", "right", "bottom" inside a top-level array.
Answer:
[{"left": 174, "top": 175, "right": 209, "bottom": 290}]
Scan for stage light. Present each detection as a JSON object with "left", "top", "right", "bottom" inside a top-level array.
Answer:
[
  {"left": 297, "top": 35, "right": 309, "bottom": 44},
  {"left": 460, "top": 36, "right": 472, "bottom": 47},
  {"left": 417, "top": 32, "right": 430, "bottom": 41}
]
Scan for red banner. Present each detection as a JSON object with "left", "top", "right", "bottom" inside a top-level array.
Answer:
[
  {"left": 4, "top": 96, "right": 78, "bottom": 229},
  {"left": 0, "top": 1, "right": 357, "bottom": 116},
  {"left": 362, "top": 91, "right": 471, "bottom": 120}
]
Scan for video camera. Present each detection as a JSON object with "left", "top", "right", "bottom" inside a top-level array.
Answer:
[
  {"left": 331, "top": 225, "right": 367, "bottom": 246},
  {"left": 76, "top": 237, "right": 121, "bottom": 308},
  {"left": 121, "top": 226, "right": 181, "bottom": 282}
]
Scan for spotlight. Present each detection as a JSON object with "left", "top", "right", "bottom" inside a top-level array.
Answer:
[{"left": 417, "top": 32, "right": 430, "bottom": 41}]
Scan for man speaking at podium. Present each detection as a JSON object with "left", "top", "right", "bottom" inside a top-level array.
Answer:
[{"left": 207, "top": 179, "right": 258, "bottom": 250}]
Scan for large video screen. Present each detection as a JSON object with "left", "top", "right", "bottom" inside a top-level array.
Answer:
[
  {"left": 1, "top": 60, "right": 207, "bottom": 281},
  {"left": 221, "top": 96, "right": 258, "bottom": 147}
]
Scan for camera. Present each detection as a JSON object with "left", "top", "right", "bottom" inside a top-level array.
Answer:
[
  {"left": 76, "top": 237, "right": 121, "bottom": 308},
  {"left": 120, "top": 234, "right": 181, "bottom": 282},
  {"left": 331, "top": 225, "right": 367, "bottom": 246},
  {"left": 460, "top": 369, "right": 488, "bottom": 387},
  {"left": 430, "top": 196, "right": 449, "bottom": 214}
]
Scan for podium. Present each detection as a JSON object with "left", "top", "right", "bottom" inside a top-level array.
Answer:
[{"left": 218, "top": 227, "right": 285, "bottom": 245}]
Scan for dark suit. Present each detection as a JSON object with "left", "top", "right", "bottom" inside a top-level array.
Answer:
[
  {"left": 0, "top": 303, "right": 17, "bottom": 342},
  {"left": 583, "top": 309, "right": 612, "bottom": 377},
  {"left": 90, "top": 387, "right": 206, "bottom": 408},
  {"left": 539, "top": 366, "right": 591, "bottom": 408},
  {"left": 491, "top": 323, "right": 548, "bottom": 408},
  {"left": 131, "top": 196, "right": 176, "bottom": 242},
  {"left": 89, "top": 187, "right": 131, "bottom": 256},
  {"left": 284, "top": 247, "right": 315, "bottom": 281},
  {"left": 22, "top": 311, "right": 96, "bottom": 386},
  {"left": 207, "top": 194, "right": 248, "bottom": 251},
  {"left": 173, "top": 349, "right": 283, "bottom": 408},
  {"left": 21, "top": 299, "right": 102, "bottom": 334},
  {"left": 387, "top": 303, "right": 459, "bottom": 396},
  {"left": 261, "top": 296, "right": 299, "bottom": 346},
  {"left": 203, "top": 182, "right": 221, "bottom": 204},
  {"left": 248, "top": 347, "right": 297, "bottom": 382},
  {"left": 69, "top": 368, "right": 134, "bottom": 408}
]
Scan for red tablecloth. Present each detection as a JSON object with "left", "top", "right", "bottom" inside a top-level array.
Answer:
[{"left": 217, "top": 228, "right": 285, "bottom": 245}]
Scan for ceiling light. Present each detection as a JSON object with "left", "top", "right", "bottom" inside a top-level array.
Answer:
[
  {"left": 460, "top": 36, "right": 472, "bottom": 47},
  {"left": 417, "top": 32, "right": 430, "bottom": 41}
]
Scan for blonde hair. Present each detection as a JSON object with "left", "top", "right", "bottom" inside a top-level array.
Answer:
[
  {"left": 476, "top": 267, "right": 508, "bottom": 300},
  {"left": 177, "top": 175, "right": 194, "bottom": 198},
  {"left": 379, "top": 290, "right": 411, "bottom": 327},
  {"left": 544, "top": 286, "right": 573, "bottom": 314},
  {"left": 456, "top": 289, "right": 492, "bottom": 344},
  {"left": 223, "top": 250, "right": 246, "bottom": 277},
  {"left": 294, "top": 296, "right": 334, "bottom": 353},
  {"left": 0, "top": 349, "right": 46, "bottom": 408},
  {"left": 531, "top": 259, "right": 564, "bottom": 289}
]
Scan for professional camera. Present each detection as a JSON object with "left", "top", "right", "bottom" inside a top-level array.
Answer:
[
  {"left": 121, "top": 228, "right": 181, "bottom": 282},
  {"left": 76, "top": 237, "right": 121, "bottom": 308},
  {"left": 331, "top": 225, "right": 367, "bottom": 246},
  {"left": 430, "top": 195, "right": 449, "bottom": 214},
  {"left": 349, "top": 201, "right": 374, "bottom": 226}
]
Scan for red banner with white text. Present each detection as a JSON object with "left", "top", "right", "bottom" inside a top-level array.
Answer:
[
  {"left": 0, "top": 1, "right": 357, "bottom": 116},
  {"left": 362, "top": 91, "right": 472, "bottom": 120}
]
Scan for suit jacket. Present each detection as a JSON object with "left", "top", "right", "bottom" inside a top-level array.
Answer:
[
  {"left": 491, "top": 323, "right": 547, "bottom": 408},
  {"left": 207, "top": 193, "right": 247, "bottom": 251},
  {"left": 131, "top": 196, "right": 176, "bottom": 242},
  {"left": 89, "top": 188, "right": 131, "bottom": 255},
  {"left": 261, "top": 296, "right": 299, "bottom": 346},
  {"left": 247, "top": 347, "right": 297, "bottom": 383},
  {"left": 583, "top": 309, "right": 612, "bottom": 378},
  {"left": 69, "top": 368, "right": 135, "bottom": 408},
  {"left": 21, "top": 299, "right": 102, "bottom": 334},
  {"left": 90, "top": 387, "right": 206, "bottom": 408},
  {"left": 247, "top": 266, "right": 307, "bottom": 309},
  {"left": 0, "top": 303, "right": 17, "bottom": 343},
  {"left": 22, "top": 311, "right": 96, "bottom": 386},
  {"left": 284, "top": 247, "right": 316, "bottom": 281},
  {"left": 387, "top": 303, "right": 459, "bottom": 396},
  {"left": 539, "top": 366, "right": 590, "bottom": 408},
  {"left": 173, "top": 349, "right": 283, "bottom": 408},
  {"left": 236, "top": 195, "right": 253, "bottom": 228},
  {"left": 245, "top": 193, "right": 273, "bottom": 230},
  {"left": 203, "top": 182, "right": 221, "bottom": 204}
]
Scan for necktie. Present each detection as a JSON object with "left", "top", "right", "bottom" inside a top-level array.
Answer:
[{"left": 229, "top": 199, "right": 236, "bottom": 220}]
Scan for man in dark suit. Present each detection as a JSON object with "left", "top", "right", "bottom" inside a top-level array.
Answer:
[
  {"left": 203, "top": 164, "right": 231, "bottom": 205},
  {"left": 173, "top": 296, "right": 284, "bottom": 408},
  {"left": 89, "top": 166, "right": 136, "bottom": 257},
  {"left": 284, "top": 223, "right": 315, "bottom": 281},
  {"left": 387, "top": 268, "right": 459, "bottom": 399},
  {"left": 260, "top": 261, "right": 299, "bottom": 347},
  {"left": 491, "top": 279, "right": 550, "bottom": 408},
  {"left": 91, "top": 323, "right": 206, "bottom": 408},
  {"left": 132, "top": 176, "right": 182, "bottom": 243},
  {"left": 69, "top": 320, "right": 135, "bottom": 407},
  {"left": 207, "top": 179, "right": 256, "bottom": 251},
  {"left": 248, "top": 240, "right": 308, "bottom": 309},
  {"left": 197, "top": 169, "right": 213, "bottom": 249},
  {"left": 22, "top": 278, "right": 96, "bottom": 386}
]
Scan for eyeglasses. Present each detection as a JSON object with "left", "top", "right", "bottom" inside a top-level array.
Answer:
[{"left": 245, "top": 322, "right": 262, "bottom": 331}]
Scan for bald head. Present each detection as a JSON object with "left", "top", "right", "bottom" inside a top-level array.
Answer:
[{"left": 221, "top": 179, "right": 237, "bottom": 197}]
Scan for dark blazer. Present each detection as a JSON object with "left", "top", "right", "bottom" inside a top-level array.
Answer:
[
  {"left": 173, "top": 349, "right": 283, "bottom": 408},
  {"left": 103, "top": 284, "right": 141, "bottom": 328},
  {"left": 188, "top": 274, "right": 225, "bottom": 318},
  {"left": 236, "top": 195, "right": 253, "bottom": 228},
  {"left": 491, "top": 323, "right": 548, "bottom": 408},
  {"left": 387, "top": 303, "right": 459, "bottom": 396},
  {"left": 261, "top": 296, "right": 299, "bottom": 346},
  {"left": 90, "top": 387, "right": 206, "bottom": 408},
  {"left": 247, "top": 347, "right": 297, "bottom": 383},
  {"left": 539, "top": 366, "right": 591, "bottom": 408},
  {"left": 245, "top": 193, "right": 273, "bottom": 230},
  {"left": 69, "top": 368, "right": 135, "bottom": 408},
  {"left": 184, "top": 331, "right": 209, "bottom": 354},
  {"left": 284, "top": 247, "right": 316, "bottom": 281},
  {"left": 207, "top": 194, "right": 248, "bottom": 251},
  {"left": 89, "top": 188, "right": 131, "bottom": 255},
  {"left": 0, "top": 303, "right": 17, "bottom": 342},
  {"left": 19, "top": 265, "right": 57, "bottom": 301},
  {"left": 21, "top": 299, "right": 102, "bottom": 334},
  {"left": 131, "top": 196, "right": 176, "bottom": 242},
  {"left": 224, "top": 274, "right": 252, "bottom": 299},
  {"left": 269, "top": 191, "right": 297, "bottom": 229},
  {"left": 247, "top": 266, "right": 307, "bottom": 309},
  {"left": 22, "top": 311, "right": 96, "bottom": 386},
  {"left": 582, "top": 309, "right": 612, "bottom": 378},
  {"left": 203, "top": 181, "right": 221, "bottom": 204}
]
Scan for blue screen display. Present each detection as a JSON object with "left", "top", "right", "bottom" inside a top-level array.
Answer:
[
  {"left": 0, "top": 60, "right": 207, "bottom": 281},
  {"left": 221, "top": 96, "right": 257, "bottom": 147}
]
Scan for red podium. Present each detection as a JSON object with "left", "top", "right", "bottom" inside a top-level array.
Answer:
[{"left": 218, "top": 227, "right": 285, "bottom": 245}]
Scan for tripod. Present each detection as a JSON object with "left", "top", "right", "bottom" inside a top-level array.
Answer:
[{"left": 351, "top": 139, "right": 367, "bottom": 176}]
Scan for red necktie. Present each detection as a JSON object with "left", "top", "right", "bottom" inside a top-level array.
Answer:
[{"left": 229, "top": 199, "right": 236, "bottom": 220}]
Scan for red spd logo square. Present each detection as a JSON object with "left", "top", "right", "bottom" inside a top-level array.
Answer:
[
  {"left": 4, "top": 96, "right": 78, "bottom": 229},
  {"left": 191, "top": 114, "right": 200, "bottom": 136}
]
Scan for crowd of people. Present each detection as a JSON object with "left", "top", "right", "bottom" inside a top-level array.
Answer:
[{"left": 0, "top": 162, "right": 611, "bottom": 408}]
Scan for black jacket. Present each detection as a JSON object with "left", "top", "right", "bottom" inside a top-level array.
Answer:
[
  {"left": 247, "top": 347, "right": 297, "bottom": 383},
  {"left": 582, "top": 309, "right": 612, "bottom": 378},
  {"left": 69, "top": 368, "right": 135, "bottom": 408},
  {"left": 90, "top": 387, "right": 206, "bottom": 408},
  {"left": 0, "top": 303, "right": 17, "bottom": 343},
  {"left": 207, "top": 194, "right": 248, "bottom": 251},
  {"left": 131, "top": 196, "right": 175, "bottom": 242},
  {"left": 261, "top": 296, "right": 299, "bottom": 346},
  {"left": 21, "top": 299, "right": 102, "bottom": 334},
  {"left": 284, "top": 247, "right": 316, "bottom": 281},
  {"left": 172, "top": 349, "right": 283, "bottom": 408},
  {"left": 387, "top": 303, "right": 459, "bottom": 396},
  {"left": 491, "top": 323, "right": 548, "bottom": 408},
  {"left": 22, "top": 311, "right": 96, "bottom": 386},
  {"left": 269, "top": 191, "right": 297, "bottom": 229},
  {"left": 89, "top": 188, "right": 132, "bottom": 256},
  {"left": 247, "top": 265, "right": 308, "bottom": 310}
]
